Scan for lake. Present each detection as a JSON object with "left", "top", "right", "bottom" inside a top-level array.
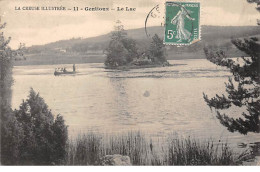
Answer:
[{"left": 11, "top": 59, "right": 259, "bottom": 150}]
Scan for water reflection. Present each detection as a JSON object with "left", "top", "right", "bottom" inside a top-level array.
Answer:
[{"left": 108, "top": 77, "right": 134, "bottom": 125}]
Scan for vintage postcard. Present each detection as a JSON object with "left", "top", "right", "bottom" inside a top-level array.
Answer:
[{"left": 0, "top": 0, "right": 259, "bottom": 166}]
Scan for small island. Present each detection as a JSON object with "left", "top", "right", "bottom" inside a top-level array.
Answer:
[{"left": 104, "top": 20, "right": 171, "bottom": 70}]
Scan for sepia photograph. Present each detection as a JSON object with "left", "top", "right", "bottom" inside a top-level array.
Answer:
[{"left": 0, "top": 0, "right": 259, "bottom": 166}]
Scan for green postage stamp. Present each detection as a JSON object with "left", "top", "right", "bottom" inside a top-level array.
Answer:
[{"left": 164, "top": 1, "right": 200, "bottom": 45}]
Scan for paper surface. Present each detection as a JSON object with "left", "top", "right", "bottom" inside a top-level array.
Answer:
[{"left": 0, "top": 0, "right": 259, "bottom": 166}]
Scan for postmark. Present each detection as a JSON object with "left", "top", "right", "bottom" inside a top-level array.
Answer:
[
  {"left": 164, "top": 1, "right": 200, "bottom": 45},
  {"left": 144, "top": 4, "right": 163, "bottom": 38}
]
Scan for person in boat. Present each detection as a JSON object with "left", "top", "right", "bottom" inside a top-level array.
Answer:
[{"left": 73, "top": 64, "right": 76, "bottom": 72}]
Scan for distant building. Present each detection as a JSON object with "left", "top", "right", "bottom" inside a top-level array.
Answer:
[
  {"left": 54, "top": 47, "right": 67, "bottom": 53},
  {"left": 60, "top": 49, "right": 66, "bottom": 53}
]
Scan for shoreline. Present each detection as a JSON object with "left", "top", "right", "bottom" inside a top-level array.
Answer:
[
  {"left": 13, "top": 60, "right": 188, "bottom": 67},
  {"left": 104, "top": 63, "right": 187, "bottom": 70}
]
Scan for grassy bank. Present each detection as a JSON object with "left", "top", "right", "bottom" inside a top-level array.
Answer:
[{"left": 66, "top": 132, "right": 251, "bottom": 165}]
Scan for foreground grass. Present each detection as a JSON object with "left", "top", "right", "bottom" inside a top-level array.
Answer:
[{"left": 66, "top": 132, "right": 251, "bottom": 165}]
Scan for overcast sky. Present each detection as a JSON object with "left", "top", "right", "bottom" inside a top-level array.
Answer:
[{"left": 0, "top": 0, "right": 259, "bottom": 48}]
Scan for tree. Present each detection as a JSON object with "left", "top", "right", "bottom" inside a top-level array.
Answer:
[
  {"left": 52, "top": 114, "right": 68, "bottom": 164},
  {"left": 105, "top": 39, "right": 128, "bottom": 67},
  {"left": 148, "top": 34, "right": 166, "bottom": 63},
  {"left": 203, "top": 0, "right": 260, "bottom": 135},
  {"left": 121, "top": 38, "right": 138, "bottom": 63},
  {"left": 0, "top": 20, "right": 13, "bottom": 107},
  {"left": 16, "top": 43, "right": 27, "bottom": 57},
  {"left": 0, "top": 19, "right": 24, "bottom": 165},
  {"left": 105, "top": 20, "right": 138, "bottom": 67},
  {"left": 111, "top": 20, "right": 127, "bottom": 41},
  {"left": 14, "top": 88, "right": 68, "bottom": 165},
  {"left": 247, "top": 0, "right": 260, "bottom": 24}
]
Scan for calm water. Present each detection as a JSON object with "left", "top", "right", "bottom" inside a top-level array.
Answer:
[{"left": 12, "top": 59, "right": 259, "bottom": 149}]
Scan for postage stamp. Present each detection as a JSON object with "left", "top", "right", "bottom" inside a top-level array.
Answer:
[{"left": 164, "top": 1, "right": 200, "bottom": 45}]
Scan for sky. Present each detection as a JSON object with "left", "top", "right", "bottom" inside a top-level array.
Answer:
[{"left": 0, "top": 0, "right": 259, "bottom": 48}]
